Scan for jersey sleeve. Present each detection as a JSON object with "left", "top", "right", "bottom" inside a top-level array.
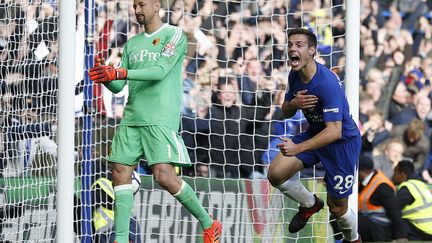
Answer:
[
  {"left": 127, "top": 28, "right": 187, "bottom": 81},
  {"left": 284, "top": 72, "right": 295, "bottom": 102},
  {"left": 119, "top": 42, "right": 130, "bottom": 69},
  {"left": 319, "top": 74, "right": 343, "bottom": 122},
  {"left": 104, "top": 43, "right": 128, "bottom": 93}
]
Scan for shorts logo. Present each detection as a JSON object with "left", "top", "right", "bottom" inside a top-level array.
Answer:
[
  {"left": 162, "top": 42, "right": 175, "bottom": 57},
  {"left": 323, "top": 108, "right": 339, "bottom": 113},
  {"left": 338, "top": 189, "right": 350, "bottom": 194}
]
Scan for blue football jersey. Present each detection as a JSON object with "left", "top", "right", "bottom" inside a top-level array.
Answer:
[{"left": 285, "top": 62, "right": 360, "bottom": 141}]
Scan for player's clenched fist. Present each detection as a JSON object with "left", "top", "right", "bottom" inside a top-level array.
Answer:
[
  {"left": 277, "top": 137, "right": 302, "bottom": 157},
  {"left": 89, "top": 65, "right": 127, "bottom": 83}
]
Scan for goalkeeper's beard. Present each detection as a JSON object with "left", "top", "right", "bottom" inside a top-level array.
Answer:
[{"left": 136, "top": 14, "right": 146, "bottom": 25}]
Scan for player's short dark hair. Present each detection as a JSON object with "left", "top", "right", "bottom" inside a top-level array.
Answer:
[
  {"left": 288, "top": 28, "right": 317, "bottom": 48},
  {"left": 396, "top": 160, "right": 415, "bottom": 176}
]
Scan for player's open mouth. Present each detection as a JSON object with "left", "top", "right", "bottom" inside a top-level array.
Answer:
[{"left": 290, "top": 54, "right": 300, "bottom": 67}]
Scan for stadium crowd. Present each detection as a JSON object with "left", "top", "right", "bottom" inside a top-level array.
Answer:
[{"left": 0, "top": 0, "right": 432, "bottom": 240}]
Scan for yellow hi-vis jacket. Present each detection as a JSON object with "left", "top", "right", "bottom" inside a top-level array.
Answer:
[
  {"left": 92, "top": 178, "right": 115, "bottom": 233},
  {"left": 399, "top": 179, "right": 432, "bottom": 235}
]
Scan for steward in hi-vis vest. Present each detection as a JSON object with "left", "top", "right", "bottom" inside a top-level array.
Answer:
[
  {"left": 74, "top": 171, "right": 141, "bottom": 243},
  {"left": 393, "top": 160, "right": 432, "bottom": 241},
  {"left": 398, "top": 179, "right": 432, "bottom": 234},
  {"left": 358, "top": 156, "right": 407, "bottom": 242},
  {"left": 359, "top": 170, "right": 395, "bottom": 224}
]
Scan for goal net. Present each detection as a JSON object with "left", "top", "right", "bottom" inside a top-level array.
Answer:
[
  {"left": 0, "top": 0, "right": 348, "bottom": 242},
  {"left": 0, "top": 0, "right": 59, "bottom": 242}
]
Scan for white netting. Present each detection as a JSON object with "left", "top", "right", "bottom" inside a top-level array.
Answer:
[
  {"left": 0, "top": 0, "right": 348, "bottom": 242},
  {"left": 0, "top": 0, "right": 58, "bottom": 242}
]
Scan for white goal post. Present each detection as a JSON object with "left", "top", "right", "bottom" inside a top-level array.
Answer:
[
  {"left": 345, "top": 0, "right": 360, "bottom": 218},
  {"left": 57, "top": 0, "right": 76, "bottom": 242}
]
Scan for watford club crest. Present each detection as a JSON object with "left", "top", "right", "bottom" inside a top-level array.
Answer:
[{"left": 152, "top": 38, "right": 160, "bottom": 45}]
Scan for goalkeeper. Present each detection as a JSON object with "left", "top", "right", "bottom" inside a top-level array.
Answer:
[
  {"left": 88, "top": 0, "right": 221, "bottom": 243},
  {"left": 267, "top": 28, "right": 361, "bottom": 243}
]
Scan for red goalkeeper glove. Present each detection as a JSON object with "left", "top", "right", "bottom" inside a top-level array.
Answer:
[{"left": 89, "top": 65, "right": 127, "bottom": 83}]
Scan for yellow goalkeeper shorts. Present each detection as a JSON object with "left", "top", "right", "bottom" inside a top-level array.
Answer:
[{"left": 108, "top": 125, "right": 191, "bottom": 167}]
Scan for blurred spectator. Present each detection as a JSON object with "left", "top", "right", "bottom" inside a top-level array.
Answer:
[
  {"left": 360, "top": 109, "right": 391, "bottom": 156},
  {"left": 358, "top": 155, "right": 407, "bottom": 242},
  {"left": 390, "top": 90, "right": 432, "bottom": 127},
  {"left": 181, "top": 86, "right": 212, "bottom": 177},
  {"left": 181, "top": 70, "right": 197, "bottom": 118},
  {"left": 1, "top": 97, "right": 56, "bottom": 177},
  {"left": 404, "top": 68, "right": 430, "bottom": 93},
  {"left": 196, "top": 78, "right": 271, "bottom": 178},
  {"left": 387, "top": 81, "right": 414, "bottom": 121},
  {"left": 109, "top": 2, "right": 129, "bottom": 47},
  {"left": 392, "top": 119, "right": 429, "bottom": 171},
  {"left": 359, "top": 91, "right": 375, "bottom": 125},
  {"left": 373, "top": 137, "right": 406, "bottom": 179},
  {"left": 398, "top": 0, "right": 429, "bottom": 31},
  {"left": 238, "top": 59, "right": 268, "bottom": 106},
  {"left": 376, "top": 52, "right": 407, "bottom": 120},
  {"left": 393, "top": 160, "right": 432, "bottom": 241},
  {"left": 4, "top": 106, "right": 57, "bottom": 176},
  {"left": 364, "top": 80, "right": 382, "bottom": 105}
]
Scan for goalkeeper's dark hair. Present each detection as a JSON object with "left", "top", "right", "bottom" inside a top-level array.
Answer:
[
  {"left": 288, "top": 28, "right": 318, "bottom": 48},
  {"left": 395, "top": 160, "right": 415, "bottom": 177}
]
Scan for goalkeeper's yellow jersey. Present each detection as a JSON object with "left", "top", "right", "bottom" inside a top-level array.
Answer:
[{"left": 105, "top": 23, "right": 187, "bottom": 131}]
